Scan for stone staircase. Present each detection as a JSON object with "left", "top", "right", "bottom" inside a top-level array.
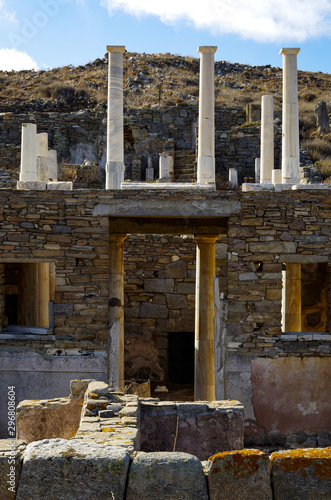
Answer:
[{"left": 174, "top": 149, "right": 196, "bottom": 182}]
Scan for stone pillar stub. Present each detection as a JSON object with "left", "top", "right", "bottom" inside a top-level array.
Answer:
[
  {"left": 19, "top": 123, "right": 37, "bottom": 182},
  {"left": 229, "top": 168, "right": 238, "bottom": 188},
  {"left": 283, "top": 263, "right": 301, "bottom": 332},
  {"left": 197, "top": 46, "right": 217, "bottom": 185},
  {"left": 159, "top": 152, "right": 174, "bottom": 181},
  {"left": 255, "top": 158, "right": 260, "bottom": 183},
  {"left": 108, "top": 234, "right": 127, "bottom": 391},
  {"left": 106, "top": 45, "right": 125, "bottom": 189},
  {"left": 260, "top": 95, "right": 274, "bottom": 183},
  {"left": 47, "top": 150, "right": 58, "bottom": 181},
  {"left": 194, "top": 234, "right": 219, "bottom": 401},
  {"left": 280, "top": 47, "right": 300, "bottom": 184}
]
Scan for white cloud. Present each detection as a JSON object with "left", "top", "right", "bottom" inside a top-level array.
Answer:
[
  {"left": 0, "top": 49, "right": 38, "bottom": 71},
  {"left": 100, "top": 0, "right": 331, "bottom": 42},
  {"left": 0, "top": 0, "right": 17, "bottom": 24}
]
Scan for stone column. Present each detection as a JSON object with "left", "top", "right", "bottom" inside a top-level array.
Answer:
[
  {"left": 255, "top": 158, "right": 260, "bottom": 183},
  {"left": 17, "top": 263, "right": 50, "bottom": 328},
  {"left": 108, "top": 234, "right": 127, "bottom": 391},
  {"left": 280, "top": 48, "right": 300, "bottom": 184},
  {"left": 146, "top": 155, "right": 154, "bottom": 182},
  {"left": 37, "top": 132, "right": 48, "bottom": 182},
  {"left": 282, "top": 263, "right": 301, "bottom": 332},
  {"left": 260, "top": 95, "right": 274, "bottom": 183},
  {"left": 106, "top": 45, "right": 125, "bottom": 189},
  {"left": 159, "top": 152, "right": 174, "bottom": 181},
  {"left": 47, "top": 150, "right": 58, "bottom": 181},
  {"left": 194, "top": 234, "right": 219, "bottom": 401},
  {"left": 197, "top": 46, "right": 217, "bottom": 185},
  {"left": 229, "top": 168, "right": 238, "bottom": 188},
  {"left": 19, "top": 123, "right": 37, "bottom": 181}
]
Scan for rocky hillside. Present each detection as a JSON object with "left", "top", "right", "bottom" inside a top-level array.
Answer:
[{"left": 0, "top": 51, "right": 330, "bottom": 179}]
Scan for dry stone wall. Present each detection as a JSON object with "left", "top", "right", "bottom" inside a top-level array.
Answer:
[{"left": 0, "top": 105, "right": 274, "bottom": 185}]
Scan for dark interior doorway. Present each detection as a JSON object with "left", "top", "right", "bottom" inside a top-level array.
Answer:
[{"left": 168, "top": 332, "right": 194, "bottom": 384}]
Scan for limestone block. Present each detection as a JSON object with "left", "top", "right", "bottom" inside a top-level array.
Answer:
[
  {"left": 208, "top": 449, "right": 272, "bottom": 500},
  {"left": 0, "top": 440, "right": 26, "bottom": 500},
  {"left": 314, "top": 101, "right": 329, "bottom": 134},
  {"left": 242, "top": 183, "right": 274, "bottom": 192},
  {"left": 271, "top": 448, "right": 331, "bottom": 499},
  {"left": 165, "top": 294, "right": 188, "bottom": 309},
  {"left": 126, "top": 451, "right": 208, "bottom": 500},
  {"left": 16, "top": 181, "right": 47, "bottom": 190},
  {"left": 16, "top": 439, "right": 130, "bottom": 500},
  {"left": 47, "top": 181, "right": 73, "bottom": 190}
]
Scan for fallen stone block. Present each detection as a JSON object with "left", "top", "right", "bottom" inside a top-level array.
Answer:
[
  {"left": 271, "top": 447, "right": 331, "bottom": 500},
  {"left": 16, "top": 438, "right": 130, "bottom": 500},
  {"left": 126, "top": 451, "right": 208, "bottom": 500},
  {"left": 207, "top": 449, "right": 272, "bottom": 500},
  {"left": 0, "top": 440, "right": 26, "bottom": 500}
]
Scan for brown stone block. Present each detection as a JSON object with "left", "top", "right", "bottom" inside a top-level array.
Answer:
[
  {"left": 32, "top": 249, "right": 64, "bottom": 257},
  {"left": 208, "top": 450, "right": 272, "bottom": 500}
]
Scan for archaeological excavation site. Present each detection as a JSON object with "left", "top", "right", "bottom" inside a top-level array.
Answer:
[{"left": 0, "top": 45, "right": 330, "bottom": 499}]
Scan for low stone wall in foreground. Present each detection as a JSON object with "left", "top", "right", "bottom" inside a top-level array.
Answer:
[{"left": 0, "top": 380, "right": 330, "bottom": 499}]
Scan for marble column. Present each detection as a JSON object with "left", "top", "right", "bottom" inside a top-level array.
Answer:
[
  {"left": 282, "top": 263, "right": 301, "bottom": 332},
  {"left": 197, "top": 46, "right": 217, "bottom": 185},
  {"left": 37, "top": 132, "right": 48, "bottom": 182},
  {"left": 229, "top": 168, "right": 238, "bottom": 188},
  {"left": 255, "top": 158, "right": 260, "bottom": 183},
  {"left": 19, "top": 123, "right": 37, "bottom": 181},
  {"left": 106, "top": 45, "right": 126, "bottom": 189},
  {"left": 260, "top": 95, "right": 274, "bottom": 183},
  {"left": 280, "top": 48, "right": 300, "bottom": 184},
  {"left": 47, "top": 150, "right": 58, "bottom": 181},
  {"left": 108, "top": 234, "right": 127, "bottom": 391},
  {"left": 159, "top": 152, "right": 174, "bottom": 181},
  {"left": 194, "top": 234, "right": 219, "bottom": 401}
]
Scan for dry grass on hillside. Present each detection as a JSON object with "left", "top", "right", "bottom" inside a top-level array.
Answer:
[{"left": 0, "top": 51, "right": 331, "bottom": 180}]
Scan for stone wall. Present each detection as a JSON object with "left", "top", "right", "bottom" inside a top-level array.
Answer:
[
  {"left": 1, "top": 380, "right": 330, "bottom": 499},
  {"left": 0, "top": 105, "right": 274, "bottom": 185},
  {"left": 0, "top": 188, "right": 330, "bottom": 442}
]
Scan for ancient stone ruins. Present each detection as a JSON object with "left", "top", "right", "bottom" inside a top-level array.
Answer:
[{"left": 0, "top": 45, "right": 330, "bottom": 498}]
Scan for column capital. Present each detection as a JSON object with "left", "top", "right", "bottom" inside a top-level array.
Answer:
[
  {"left": 194, "top": 234, "right": 219, "bottom": 244},
  {"left": 107, "top": 45, "right": 126, "bottom": 53},
  {"left": 198, "top": 46, "right": 217, "bottom": 54},
  {"left": 279, "top": 48, "right": 300, "bottom": 56},
  {"left": 109, "top": 233, "right": 127, "bottom": 242}
]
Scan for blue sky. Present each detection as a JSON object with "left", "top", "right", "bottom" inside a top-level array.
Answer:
[{"left": 0, "top": 0, "right": 331, "bottom": 73}]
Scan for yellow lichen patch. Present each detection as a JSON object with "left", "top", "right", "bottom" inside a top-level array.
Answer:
[
  {"left": 101, "top": 427, "right": 115, "bottom": 433},
  {"left": 89, "top": 392, "right": 100, "bottom": 400},
  {"left": 209, "top": 449, "right": 268, "bottom": 477},
  {"left": 271, "top": 448, "right": 331, "bottom": 480}
]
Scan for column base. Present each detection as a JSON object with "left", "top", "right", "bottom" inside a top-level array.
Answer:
[
  {"left": 17, "top": 181, "right": 47, "bottom": 190},
  {"left": 197, "top": 157, "right": 215, "bottom": 185},
  {"left": 106, "top": 161, "right": 125, "bottom": 189}
]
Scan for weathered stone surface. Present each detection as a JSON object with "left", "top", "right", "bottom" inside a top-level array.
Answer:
[
  {"left": 271, "top": 448, "right": 331, "bottom": 500},
  {"left": 144, "top": 278, "right": 174, "bottom": 293},
  {"left": 139, "top": 302, "right": 169, "bottom": 319},
  {"left": 126, "top": 451, "right": 208, "bottom": 500},
  {"left": 140, "top": 401, "right": 244, "bottom": 460},
  {"left": 208, "top": 449, "right": 272, "bottom": 500},
  {"left": 165, "top": 259, "right": 187, "bottom": 278},
  {"left": 0, "top": 440, "right": 26, "bottom": 500},
  {"left": 16, "top": 439, "right": 130, "bottom": 500}
]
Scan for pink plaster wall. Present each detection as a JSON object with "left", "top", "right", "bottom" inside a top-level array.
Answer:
[{"left": 251, "top": 357, "right": 331, "bottom": 434}]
